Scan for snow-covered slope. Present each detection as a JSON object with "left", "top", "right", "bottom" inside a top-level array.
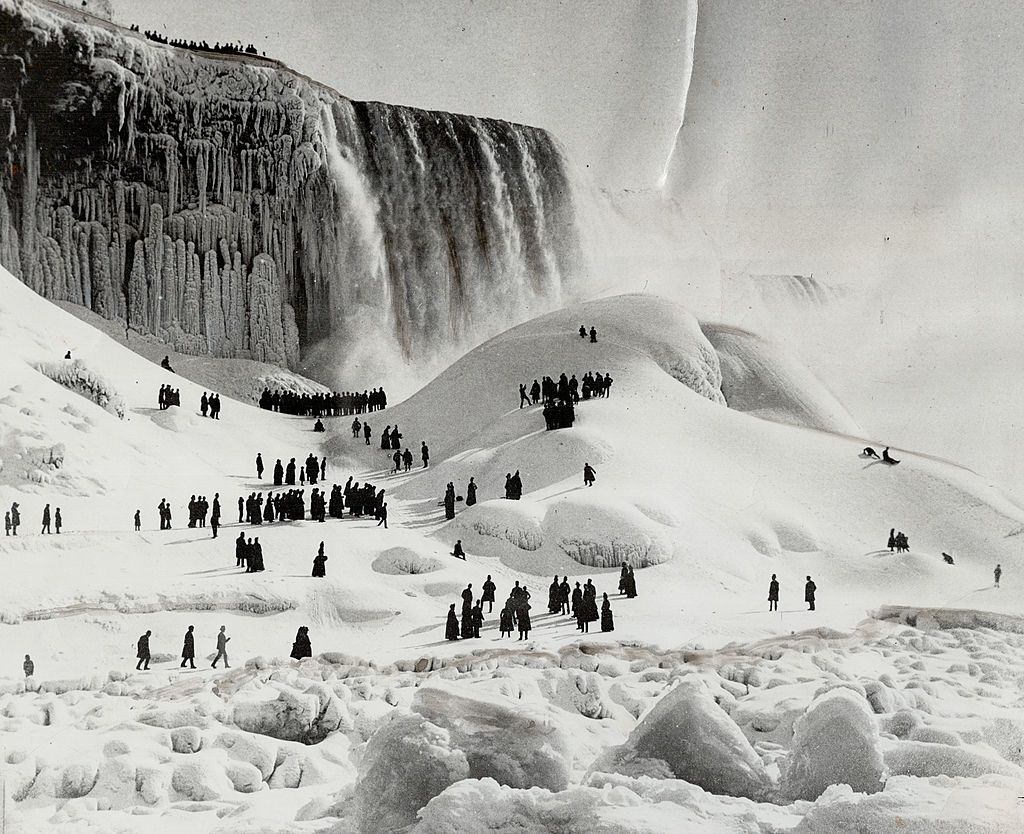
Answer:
[{"left": 1, "top": 267, "right": 1023, "bottom": 831}]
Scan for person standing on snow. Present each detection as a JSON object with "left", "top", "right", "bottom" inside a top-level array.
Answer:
[
  {"left": 421, "top": 442, "right": 430, "bottom": 468},
  {"left": 54, "top": 508, "right": 62, "bottom": 534},
  {"left": 768, "top": 574, "right": 780, "bottom": 611},
  {"left": 256, "top": 453, "right": 264, "bottom": 479},
  {"left": 995, "top": 564, "right": 1002, "bottom": 587},
  {"left": 583, "top": 463, "right": 597, "bottom": 487},
  {"left": 41, "top": 504, "right": 51, "bottom": 534},
  {"left": 136, "top": 630, "right": 152, "bottom": 671},
  {"left": 212, "top": 626, "right": 230, "bottom": 668},
  {"left": 180, "top": 626, "right": 196, "bottom": 669},
  {"left": 805, "top": 576, "right": 817, "bottom": 611}
]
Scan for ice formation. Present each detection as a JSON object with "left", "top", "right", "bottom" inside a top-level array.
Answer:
[{"left": 0, "top": 0, "right": 583, "bottom": 383}]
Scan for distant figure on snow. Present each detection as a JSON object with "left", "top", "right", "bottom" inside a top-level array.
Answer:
[
  {"left": 499, "top": 604, "right": 514, "bottom": 638},
  {"left": 942, "top": 552, "right": 955, "bottom": 565},
  {"left": 256, "top": 454, "right": 264, "bottom": 479},
  {"left": 136, "top": 630, "right": 152, "bottom": 670},
  {"left": 314, "top": 418, "right": 325, "bottom": 432},
  {"left": 421, "top": 442, "right": 430, "bottom": 468},
  {"left": 589, "top": 326, "right": 597, "bottom": 343},
  {"left": 161, "top": 355, "right": 174, "bottom": 372},
  {"left": 4, "top": 511, "right": 10, "bottom": 536},
  {"left": 768, "top": 574, "right": 779, "bottom": 611},
  {"left": 583, "top": 462, "right": 597, "bottom": 487},
  {"left": 23, "top": 654, "right": 33, "bottom": 677},
  {"left": 601, "top": 593, "right": 614, "bottom": 632},
  {"left": 134, "top": 509, "right": 141, "bottom": 532},
  {"left": 994, "top": 563, "right": 1002, "bottom": 587},
  {"left": 805, "top": 576, "right": 816, "bottom": 611},
  {"left": 290, "top": 626, "right": 312, "bottom": 660},
  {"left": 54, "top": 508, "right": 62, "bottom": 534},
  {"left": 466, "top": 477, "right": 477, "bottom": 506},
  {"left": 862, "top": 447, "right": 880, "bottom": 459},
  {"left": 579, "top": 324, "right": 587, "bottom": 339},
  {"left": 452, "top": 540, "right": 466, "bottom": 560},
  {"left": 482, "top": 575, "right": 496, "bottom": 612},
  {"left": 887, "top": 528, "right": 896, "bottom": 552},
  {"left": 445, "top": 604, "right": 460, "bottom": 640},
  {"left": 212, "top": 626, "right": 230, "bottom": 668},
  {"left": 41, "top": 504, "right": 51, "bottom": 534},
  {"left": 519, "top": 384, "right": 530, "bottom": 408},
  {"left": 180, "top": 625, "right": 195, "bottom": 669},
  {"left": 200, "top": 392, "right": 209, "bottom": 417},
  {"left": 9, "top": 502, "right": 18, "bottom": 536},
  {"left": 882, "top": 447, "right": 900, "bottom": 465},
  {"left": 312, "top": 542, "right": 328, "bottom": 577}
]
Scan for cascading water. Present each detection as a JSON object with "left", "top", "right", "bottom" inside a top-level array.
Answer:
[{"left": 0, "top": 0, "right": 584, "bottom": 392}]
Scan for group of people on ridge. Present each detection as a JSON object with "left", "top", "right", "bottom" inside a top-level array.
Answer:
[
  {"left": 887, "top": 528, "right": 911, "bottom": 553},
  {"left": 258, "top": 388, "right": 387, "bottom": 417},
  {"left": 199, "top": 392, "right": 223, "bottom": 419},
  {"left": 767, "top": 574, "right": 817, "bottom": 611}
]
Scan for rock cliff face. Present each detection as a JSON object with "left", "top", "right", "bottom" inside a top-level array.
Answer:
[{"left": 0, "top": 0, "right": 583, "bottom": 377}]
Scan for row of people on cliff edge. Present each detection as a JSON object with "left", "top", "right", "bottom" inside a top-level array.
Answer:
[
  {"left": 258, "top": 388, "right": 387, "bottom": 417},
  {"left": 519, "top": 372, "right": 613, "bottom": 408}
]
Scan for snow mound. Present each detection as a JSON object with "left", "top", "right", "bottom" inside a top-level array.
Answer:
[
  {"left": 600, "top": 679, "right": 772, "bottom": 800},
  {"left": 783, "top": 687, "right": 885, "bottom": 801},
  {"left": 413, "top": 680, "right": 572, "bottom": 791},
  {"left": 452, "top": 501, "right": 546, "bottom": 552},
  {"left": 35, "top": 359, "right": 125, "bottom": 420},
  {"left": 883, "top": 739, "right": 1024, "bottom": 780},
  {"left": 702, "top": 324, "right": 860, "bottom": 434},
  {"left": 371, "top": 547, "right": 444, "bottom": 575},
  {"left": 230, "top": 679, "right": 350, "bottom": 744},
  {"left": 546, "top": 498, "right": 674, "bottom": 568}
]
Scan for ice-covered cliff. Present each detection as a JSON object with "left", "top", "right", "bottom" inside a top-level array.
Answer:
[{"left": 0, "top": 0, "right": 583, "bottom": 380}]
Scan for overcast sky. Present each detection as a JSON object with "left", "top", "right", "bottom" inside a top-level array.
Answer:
[{"left": 111, "top": 0, "right": 695, "bottom": 191}]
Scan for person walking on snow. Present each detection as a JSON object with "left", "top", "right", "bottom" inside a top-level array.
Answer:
[
  {"left": 136, "top": 630, "right": 152, "bottom": 671},
  {"left": 363, "top": 423, "right": 372, "bottom": 445},
  {"left": 579, "top": 324, "right": 587, "bottom": 339},
  {"left": 519, "top": 384, "right": 530, "bottom": 408},
  {"left": 41, "top": 504, "right": 51, "bottom": 534},
  {"left": 180, "top": 626, "right": 195, "bottom": 669},
  {"left": 134, "top": 509, "right": 141, "bottom": 532},
  {"left": 54, "top": 508, "right": 62, "bottom": 534},
  {"left": 421, "top": 442, "right": 430, "bottom": 468},
  {"left": 377, "top": 503, "right": 388, "bottom": 529},
  {"left": 482, "top": 575, "right": 496, "bottom": 612},
  {"left": 23, "top": 655, "right": 33, "bottom": 677},
  {"left": 9, "top": 503, "right": 18, "bottom": 536},
  {"left": 256, "top": 453, "right": 264, "bottom": 479},
  {"left": 995, "top": 564, "right": 1002, "bottom": 587},
  {"left": 805, "top": 576, "right": 817, "bottom": 611},
  {"left": 212, "top": 626, "right": 230, "bottom": 668},
  {"left": 4, "top": 511, "right": 10, "bottom": 536},
  {"left": 583, "top": 463, "right": 597, "bottom": 487},
  {"left": 589, "top": 326, "right": 597, "bottom": 343}
]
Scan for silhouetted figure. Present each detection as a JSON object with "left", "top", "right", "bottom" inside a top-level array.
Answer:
[
  {"left": 314, "top": 418, "right": 325, "bottom": 432},
  {"left": 134, "top": 509, "right": 141, "bottom": 532},
  {"left": 4, "top": 511, "right": 9, "bottom": 536},
  {"left": 882, "top": 447, "right": 900, "bottom": 465},
  {"left": 517, "top": 602, "right": 532, "bottom": 640},
  {"left": 601, "top": 593, "right": 614, "bottom": 632},
  {"left": 499, "top": 604, "right": 514, "bottom": 638},
  {"left": 624, "top": 565, "right": 637, "bottom": 598},
  {"left": 273, "top": 459, "right": 284, "bottom": 486},
  {"left": 313, "top": 542, "right": 327, "bottom": 577},
  {"left": 54, "top": 508, "right": 62, "bottom": 534},
  {"left": 364, "top": 423, "right": 372, "bottom": 445},
  {"left": 445, "top": 604, "right": 460, "bottom": 640},
  {"left": 471, "top": 602, "right": 484, "bottom": 638},
  {"left": 994, "top": 563, "right": 1002, "bottom": 586},
  {"left": 23, "top": 655, "right": 33, "bottom": 677},
  {"left": 161, "top": 355, "right": 173, "bottom": 372},
  {"left": 559, "top": 576, "right": 570, "bottom": 615},
  {"left": 286, "top": 458, "right": 296, "bottom": 485},
  {"left": 136, "top": 630, "right": 152, "bottom": 670},
  {"left": 579, "top": 325, "right": 587, "bottom": 339},
  {"left": 530, "top": 379, "right": 541, "bottom": 403},
  {"left": 519, "top": 384, "right": 530, "bottom": 408},
  {"left": 41, "top": 504, "right": 51, "bottom": 534},
  {"left": 421, "top": 442, "right": 430, "bottom": 468},
  {"left": 583, "top": 463, "right": 597, "bottom": 487},
  {"left": 402, "top": 448, "right": 413, "bottom": 471},
  {"left": 180, "top": 626, "right": 195, "bottom": 668},
  {"left": 452, "top": 540, "right": 466, "bottom": 560},
  {"left": 201, "top": 392, "right": 209, "bottom": 417},
  {"left": 589, "top": 327, "right": 597, "bottom": 343},
  {"left": 943, "top": 552, "right": 955, "bottom": 565},
  {"left": 8, "top": 502, "right": 18, "bottom": 535},
  {"left": 256, "top": 454, "right": 264, "bottom": 479},
  {"left": 888, "top": 528, "right": 896, "bottom": 552},
  {"left": 212, "top": 626, "right": 230, "bottom": 668},
  {"left": 290, "top": 626, "right": 312, "bottom": 659},
  {"left": 466, "top": 477, "right": 477, "bottom": 506},
  {"left": 805, "top": 576, "right": 816, "bottom": 611},
  {"left": 862, "top": 447, "right": 879, "bottom": 459},
  {"left": 482, "top": 575, "right": 496, "bottom": 612},
  {"left": 768, "top": 574, "right": 779, "bottom": 611},
  {"left": 548, "top": 575, "right": 561, "bottom": 614}
]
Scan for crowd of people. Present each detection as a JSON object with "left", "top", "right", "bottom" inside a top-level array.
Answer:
[
  {"left": 157, "top": 385, "right": 181, "bottom": 409},
  {"left": 264, "top": 453, "right": 326, "bottom": 487},
  {"left": 234, "top": 533, "right": 265, "bottom": 572},
  {"left": 258, "top": 388, "right": 387, "bottom": 416},
  {"left": 128, "top": 24, "right": 265, "bottom": 57}
]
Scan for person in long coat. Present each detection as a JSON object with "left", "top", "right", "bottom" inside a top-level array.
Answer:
[
  {"left": 481, "top": 575, "right": 496, "bottom": 612},
  {"left": 290, "top": 626, "right": 312, "bottom": 659},
  {"left": 212, "top": 626, "right": 230, "bottom": 668},
  {"left": 444, "top": 487, "right": 455, "bottom": 520},
  {"left": 601, "top": 594, "right": 614, "bottom": 632},
  {"left": 274, "top": 459, "right": 284, "bottom": 486},
  {"left": 471, "top": 602, "right": 484, "bottom": 638},
  {"left": 624, "top": 566, "right": 638, "bottom": 598},
  {"left": 466, "top": 477, "right": 477, "bottom": 506},
  {"left": 286, "top": 458, "right": 296, "bottom": 485},
  {"left": 887, "top": 527, "right": 896, "bottom": 552},
  {"left": 256, "top": 453, "right": 264, "bottom": 479},
  {"left": 517, "top": 602, "right": 532, "bottom": 640},
  {"left": 136, "top": 630, "right": 152, "bottom": 670},
  {"left": 583, "top": 463, "right": 597, "bottom": 487},
  {"left": 571, "top": 582, "right": 583, "bottom": 620},
  {"left": 235, "top": 532, "right": 247, "bottom": 568},
  {"left": 180, "top": 626, "right": 195, "bottom": 669},
  {"left": 547, "top": 576, "right": 561, "bottom": 614},
  {"left": 768, "top": 574, "right": 780, "bottom": 611},
  {"left": 805, "top": 576, "right": 817, "bottom": 611},
  {"left": 54, "top": 508, "right": 62, "bottom": 534},
  {"left": 41, "top": 504, "right": 51, "bottom": 534},
  {"left": 461, "top": 605, "right": 474, "bottom": 639},
  {"left": 312, "top": 542, "right": 327, "bottom": 577},
  {"left": 618, "top": 563, "right": 629, "bottom": 594},
  {"left": 250, "top": 538, "right": 265, "bottom": 572},
  {"left": 499, "top": 604, "right": 514, "bottom": 638},
  {"left": 445, "top": 604, "right": 460, "bottom": 640},
  {"left": 559, "top": 577, "right": 571, "bottom": 614}
]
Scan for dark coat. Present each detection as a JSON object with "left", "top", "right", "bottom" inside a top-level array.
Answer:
[
  {"left": 312, "top": 554, "right": 327, "bottom": 577},
  {"left": 805, "top": 581, "right": 816, "bottom": 602},
  {"left": 445, "top": 610, "right": 460, "bottom": 640},
  {"left": 137, "top": 634, "right": 150, "bottom": 659},
  {"left": 518, "top": 605, "right": 532, "bottom": 632},
  {"left": 499, "top": 608, "right": 514, "bottom": 632},
  {"left": 768, "top": 580, "right": 779, "bottom": 602},
  {"left": 466, "top": 482, "right": 477, "bottom": 506},
  {"left": 181, "top": 631, "right": 194, "bottom": 658},
  {"left": 482, "top": 580, "right": 496, "bottom": 602},
  {"left": 601, "top": 599, "right": 614, "bottom": 632},
  {"left": 290, "top": 631, "right": 312, "bottom": 659}
]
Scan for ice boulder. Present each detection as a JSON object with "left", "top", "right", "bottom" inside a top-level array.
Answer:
[
  {"left": 230, "top": 680, "right": 350, "bottom": 744},
  {"left": 372, "top": 547, "right": 444, "bottom": 575},
  {"left": 545, "top": 498, "right": 673, "bottom": 569},
  {"left": 599, "top": 679, "right": 772, "bottom": 800},
  {"left": 413, "top": 680, "right": 572, "bottom": 791},
  {"left": 346, "top": 714, "right": 469, "bottom": 833},
  {"left": 171, "top": 758, "right": 234, "bottom": 802},
  {"left": 783, "top": 688, "right": 885, "bottom": 801},
  {"left": 452, "top": 501, "right": 545, "bottom": 552}
]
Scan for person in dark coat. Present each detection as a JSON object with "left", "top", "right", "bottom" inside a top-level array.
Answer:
[
  {"left": 548, "top": 576, "right": 561, "bottom": 614},
  {"left": 461, "top": 604, "right": 474, "bottom": 639},
  {"left": 995, "top": 563, "right": 1002, "bottom": 587},
  {"left": 390, "top": 427, "right": 402, "bottom": 450},
  {"left": 8, "top": 503, "right": 18, "bottom": 536},
  {"left": 200, "top": 392, "right": 209, "bottom": 416},
  {"left": 504, "top": 473, "right": 513, "bottom": 499},
  {"left": 393, "top": 449, "right": 402, "bottom": 473},
  {"left": 466, "top": 477, "right": 477, "bottom": 506},
  {"left": 471, "top": 602, "right": 484, "bottom": 638},
  {"left": 273, "top": 459, "right": 284, "bottom": 486},
  {"left": 136, "top": 630, "right": 152, "bottom": 670},
  {"left": 402, "top": 448, "right": 413, "bottom": 471},
  {"left": 421, "top": 442, "right": 430, "bottom": 468},
  {"left": 237, "top": 496, "right": 244, "bottom": 524},
  {"left": 54, "top": 508, "right": 62, "bottom": 534},
  {"left": 601, "top": 594, "right": 614, "bottom": 632},
  {"left": 290, "top": 626, "right": 312, "bottom": 659},
  {"left": 530, "top": 379, "right": 541, "bottom": 403},
  {"left": 887, "top": 528, "right": 896, "bottom": 552},
  {"left": 444, "top": 488, "right": 455, "bottom": 520},
  {"left": 211, "top": 494, "right": 221, "bottom": 538},
  {"left": 286, "top": 458, "right": 296, "bottom": 485},
  {"left": 256, "top": 454, "right": 264, "bottom": 479},
  {"left": 461, "top": 584, "right": 473, "bottom": 613},
  {"left": 768, "top": 574, "right": 780, "bottom": 611},
  {"left": 381, "top": 426, "right": 391, "bottom": 450},
  {"left": 377, "top": 503, "right": 388, "bottom": 529},
  {"left": 481, "top": 575, "right": 496, "bottom": 612},
  {"left": 250, "top": 538, "right": 264, "bottom": 572},
  {"left": 805, "top": 576, "right": 816, "bottom": 611},
  {"left": 41, "top": 504, "right": 51, "bottom": 534},
  {"left": 312, "top": 542, "right": 327, "bottom": 577},
  {"left": 5, "top": 511, "right": 11, "bottom": 536},
  {"left": 589, "top": 327, "right": 597, "bottom": 343},
  {"left": 452, "top": 540, "right": 466, "bottom": 560},
  {"left": 579, "top": 324, "right": 587, "bottom": 339},
  {"left": 235, "top": 532, "right": 247, "bottom": 568},
  {"left": 180, "top": 625, "right": 196, "bottom": 668},
  {"left": 161, "top": 355, "right": 173, "bottom": 372},
  {"left": 212, "top": 626, "right": 230, "bottom": 668},
  {"left": 559, "top": 577, "right": 571, "bottom": 615},
  {"left": 517, "top": 602, "right": 532, "bottom": 640},
  {"left": 363, "top": 423, "right": 372, "bottom": 445},
  {"left": 882, "top": 447, "right": 900, "bottom": 465},
  {"left": 23, "top": 655, "right": 33, "bottom": 677},
  {"left": 571, "top": 582, "right": 583, "bottom": 620},
  {"left": 134, "top": 509, "right": 141, "bottom": 532},
  {"left": 445, "top": 604, "right": 460, "bottom": 640},
  {"left": 624, "top": 566, "right": 637, "bottom": 598},
  {"left": 499, "top": 604, "right": 514, "bottom": 638},
  {"left": 583, "top": 463, "right": 597, "bottom": 487}
]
